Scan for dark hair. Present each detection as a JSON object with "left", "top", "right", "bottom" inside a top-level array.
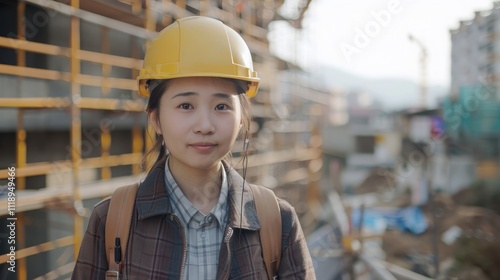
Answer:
[{"left": 142, "top": 78, "right": 252, "bottom": 174}]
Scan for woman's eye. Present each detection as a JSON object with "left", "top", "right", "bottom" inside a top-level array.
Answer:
[
  {"left": 215, "top": 104, "right": 229, "bottom": 110},
  {"left": 179, "top": 103, "right": 192, "bottom": 110}
]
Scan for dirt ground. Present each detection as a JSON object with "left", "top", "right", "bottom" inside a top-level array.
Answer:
[{"left": 380, "top": 191, "right": 500, "bottom": 279}]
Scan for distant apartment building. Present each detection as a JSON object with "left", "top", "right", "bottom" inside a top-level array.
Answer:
[
  {"left": 450, "top": 2, "right": 500, "bottom": 100},
  {"left": 448, "top": 3, "right": 500, "bottom": 182}
]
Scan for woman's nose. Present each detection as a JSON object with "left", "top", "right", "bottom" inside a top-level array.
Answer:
[{"left": 193, "top": 109, "right": 215, "bottom": 135}]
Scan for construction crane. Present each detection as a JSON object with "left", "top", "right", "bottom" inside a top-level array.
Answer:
[{"left": 409, "top": 34, "right": 428, "bottom": 109}]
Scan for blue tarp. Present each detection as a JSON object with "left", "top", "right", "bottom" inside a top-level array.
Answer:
[{"left": 352, "top": 206, "right": 428, "bottom": 235}]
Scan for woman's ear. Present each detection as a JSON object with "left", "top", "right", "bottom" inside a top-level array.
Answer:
[{"left": 148, "top": 110, "right": 162, "bottom": 135}]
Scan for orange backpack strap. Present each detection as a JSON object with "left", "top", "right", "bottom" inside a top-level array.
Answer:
[
  {"left": 250, "top": 184, "right": 282, "bottom": 280},
  {"left": 105, "top": 183, "right": 139, "bottom": 280}
]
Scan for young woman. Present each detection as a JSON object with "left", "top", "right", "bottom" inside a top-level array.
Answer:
[{"left": 72, "top": 16, "right": 316, "bottom": 279}]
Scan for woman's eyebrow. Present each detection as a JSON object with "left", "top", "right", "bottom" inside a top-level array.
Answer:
[
  {"left": 171, "top": 92, "right": 197, "bottom": 99},
  {"left": 213, "top": 93, "right": 233, "bottom": 99},
  {"left": 170, "top": 92, "right": 234, "bottom": 100}
]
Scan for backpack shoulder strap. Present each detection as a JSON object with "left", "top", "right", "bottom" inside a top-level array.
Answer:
[
  {"left": 249, "top": 184, "right": 282, "bottom": 280},
  {"left": 105, "top": 183, "right": 139, "bottom": 279}
]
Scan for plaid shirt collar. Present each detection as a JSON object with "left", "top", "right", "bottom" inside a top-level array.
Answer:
[
  {"left": 135, "top": 158, "right": 260, "bottom": 231},
  {"left": 164, "top": 157, "right": 229, "bottom": 230}
]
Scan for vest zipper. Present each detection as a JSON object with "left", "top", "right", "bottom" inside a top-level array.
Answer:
[
  {"left": 170, "top": 213, "right": 187, "bottom": 280},
  {"left": 122, "top": 193, "right": 137, "bottom": 277},
  {"left": 222, "top": 227, "right": 234, "bottom": 280}
]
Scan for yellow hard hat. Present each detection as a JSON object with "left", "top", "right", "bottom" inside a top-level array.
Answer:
[{"left": 137, "top": 16, "right": 259, "bottom": 98}]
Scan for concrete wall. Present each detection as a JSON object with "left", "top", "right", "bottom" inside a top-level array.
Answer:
[
  {"left": 322, "top": 125, "right": 354, "bottom": 154},
  {"left": 447, "top": 155, "right": 476, "bottom": 194}
]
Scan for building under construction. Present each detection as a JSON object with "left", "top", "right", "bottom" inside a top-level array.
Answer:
[{"left": 0, "top": 0, "right": 324, "bottom": 278}]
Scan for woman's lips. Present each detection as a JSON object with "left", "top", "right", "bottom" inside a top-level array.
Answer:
[{"left": 189, "top": 143, "right": 217, "bottom": 152}]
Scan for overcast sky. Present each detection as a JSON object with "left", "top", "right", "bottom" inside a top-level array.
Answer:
[{"left": 269, "top": 0, "right": 495, "bottom": 89}]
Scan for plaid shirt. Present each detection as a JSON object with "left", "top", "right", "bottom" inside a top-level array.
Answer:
[
  {"left": 72, "top": 159, "right": 317, "bottom": 279},
  {"left": 164, "top": 160, "right": 229, "bottom": 280}
]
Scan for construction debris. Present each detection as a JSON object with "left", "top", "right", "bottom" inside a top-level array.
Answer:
[{"left": 381, "top": 192, "right": 500, "bottom": 279}]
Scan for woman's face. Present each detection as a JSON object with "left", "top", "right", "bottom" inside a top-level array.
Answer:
[{"left": 150, "top": 77, "right": 242, "bottom": 171}]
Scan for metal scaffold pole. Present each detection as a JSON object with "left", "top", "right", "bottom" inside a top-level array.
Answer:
[
  {"left": 70, "top": 0, "right": 84, "bottom": 261},
  {"left": 16, "top": 1, "right": 27, "bottom": 279}
]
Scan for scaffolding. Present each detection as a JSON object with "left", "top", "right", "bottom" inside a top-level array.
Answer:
[{"left": 0, "top": 0, "right": 324, "bottom": 278}]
